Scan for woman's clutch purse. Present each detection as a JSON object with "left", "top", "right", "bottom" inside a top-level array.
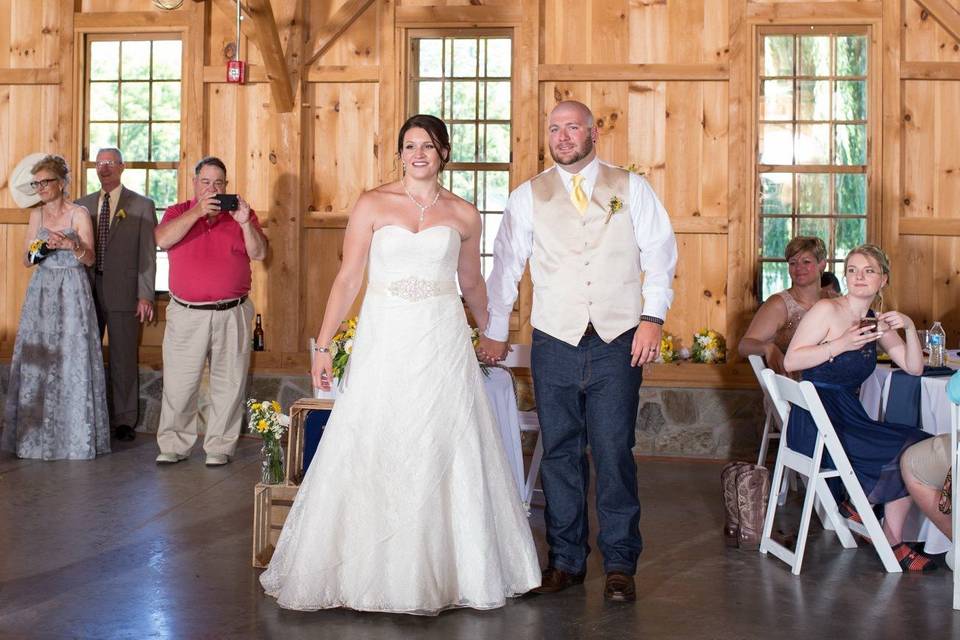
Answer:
[{"left": 28, "top": 239, "right": 51, "bottom": 265}]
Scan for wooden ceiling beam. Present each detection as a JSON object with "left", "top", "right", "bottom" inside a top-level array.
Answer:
[
  {"left": 915, "top": 0, "right": 960, "bottom": 43},
  {"left": 303, "top": 0, "right": 376, "bottom": 68},
  {"left": 245, "top": 0, "right": 295, "bottom": 112}
]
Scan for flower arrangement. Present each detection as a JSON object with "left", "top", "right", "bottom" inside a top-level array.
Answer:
[
  {"left": 692, "top": 329, "right": 726, "bottom": 364},
  {"left": 623, "top": 163, "right": 647, "bottom": 176},
  {"left": 247, "top": 398, "right": 289, "bottom": 484},
  {"left": 115, "top": 208, "right": 127, "bottom": 221},
  {"left": 657, "top": 332, "right": 680, "bottom": 363},
  {"left": 27, "top": 238, "right": 51, "bottom": 265},
  {"left": 330, "top": 317, "right": 358, "bottom": 381},
  {"left": 605, "top": 196, "right": 624, "bottom": 225}
]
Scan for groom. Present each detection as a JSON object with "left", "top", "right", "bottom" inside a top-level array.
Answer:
[{"left": 478, "top": 100, "right": 677, "bottom": 602}]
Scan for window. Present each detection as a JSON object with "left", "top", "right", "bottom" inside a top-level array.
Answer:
[
  {"left": 408, "top": 32, "right": 512, "bottom": 276},
  {"left": 82, "top": 36, "right": 183, "bottom": 291},
  {"left": 756, "top": 29, "right": 869, "bottom": 300}
]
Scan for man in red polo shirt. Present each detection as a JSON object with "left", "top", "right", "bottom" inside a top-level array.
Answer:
[{"left": 153, "top": 156, "right": 267, "bottom": 466}]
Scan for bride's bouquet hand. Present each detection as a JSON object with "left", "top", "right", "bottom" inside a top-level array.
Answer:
[{"left": 312, "top": 351, "right": 334, "bottom": 391}]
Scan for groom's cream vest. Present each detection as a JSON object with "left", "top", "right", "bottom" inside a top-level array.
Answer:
[{"left": 530, "top": 163, "right": 643, "bottom": 346}]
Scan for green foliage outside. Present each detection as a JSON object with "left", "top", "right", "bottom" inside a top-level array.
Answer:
[{"left": 759, "top": 34, "right": 868, "bottom": 300}]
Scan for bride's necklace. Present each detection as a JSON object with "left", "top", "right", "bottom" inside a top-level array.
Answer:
[{"left": 402, "top": 180, "right": 440, "bottom": 223}]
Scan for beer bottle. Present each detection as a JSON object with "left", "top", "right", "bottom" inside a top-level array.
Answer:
[{"left": 253, "top": 314, "right": 265, "bottom": 351}]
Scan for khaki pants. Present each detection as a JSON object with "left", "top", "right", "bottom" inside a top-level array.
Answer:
[{"left": 156, "top": 298, "right": 253, "bottom": 457}]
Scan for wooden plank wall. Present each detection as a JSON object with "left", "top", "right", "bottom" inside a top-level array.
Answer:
[{"left": 0, "top": 0, "right": 958, "bottom": 388}]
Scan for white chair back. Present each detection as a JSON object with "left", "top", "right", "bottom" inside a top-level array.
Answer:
[
  {"left": 499, "top": 343, "right": 542, "bottom": 512},
  {"left": 749, "top": 354, "right": 784, "bottom": 467},
  {"left": 759, "top": 369, "right": 901, "bottom": 574}
]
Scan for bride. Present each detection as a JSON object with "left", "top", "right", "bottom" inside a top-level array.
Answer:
[{"left": 259, "top": 115, "right": 541, "bottom": 614}]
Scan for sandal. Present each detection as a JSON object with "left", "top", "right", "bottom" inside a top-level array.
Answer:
[{"left": 892, "top": 543, "right": 938, "bottom": 572}]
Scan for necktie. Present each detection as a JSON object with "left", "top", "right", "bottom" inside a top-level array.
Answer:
[
  {"left": 96, "top": 192, "right": 110, "bottom": 272},
  {"left": 571, "top": 174, "right": 588, "bottom": 215}
]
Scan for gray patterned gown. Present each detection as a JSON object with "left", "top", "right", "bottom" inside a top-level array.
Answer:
[{"left": 1, "top": 226, "right": 110, "bottom": 460}]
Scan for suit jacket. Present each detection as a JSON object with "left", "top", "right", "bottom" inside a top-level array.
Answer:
[{"left": 76, "top": 186, "right": 158, "bottom": 312}]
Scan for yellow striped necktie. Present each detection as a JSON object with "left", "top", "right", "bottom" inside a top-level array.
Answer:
[{"left": 571, "top": 174, "right": 588, "bottom": 215}]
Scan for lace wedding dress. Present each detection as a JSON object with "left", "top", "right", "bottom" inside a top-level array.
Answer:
[{"left": 260, "top": 225, "right": 541, "bottom": 614}]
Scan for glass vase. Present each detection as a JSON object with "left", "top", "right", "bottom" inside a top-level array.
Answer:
[{"left": 260, "top": 438, "right": 285, "bottom": 485}]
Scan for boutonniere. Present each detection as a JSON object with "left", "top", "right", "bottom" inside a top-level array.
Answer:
[
  {"left": 604, "top": 196, "right": 624, "bottom": 224},
  {"left": 115, "top": 208, "right": 127, "bottom": 221}
]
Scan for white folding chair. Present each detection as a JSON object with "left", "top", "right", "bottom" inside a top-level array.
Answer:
[
  {"left": 749, "top": 354, "right": 795, "bottom": 506},
  {"left": 749, "top": 354, "right": 783, "bottom": 467},
  {"left": 501, "top": 344, "right": 544, "bottom": 511},
  {"left": 759, "top": 369, "right": 901, "bottom": 574},
  {"left": 951, "top": 403, "right": 959, "bottom": 608}
]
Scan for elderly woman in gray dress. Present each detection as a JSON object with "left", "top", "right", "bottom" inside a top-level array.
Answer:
[
  {"left": 738, "top": 236, "right": 837, "bottom": 374},
  {"left": 1, "top": 155, "right": 109, "bottom": 460}
]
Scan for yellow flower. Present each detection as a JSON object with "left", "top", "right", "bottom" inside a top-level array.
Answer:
[
  {"left": 257, "top": 419, "right": 268, "bottom": 432},
  {"left": 116, "top": 208, "right": 127, "bottom": 221},
  {"left": 271, "top": 400, "right": 281, "bottom": 412},
  {"left": 251, "top": 402, "right": 261, "bottom": 411},
  {"left": 605, "top": 196, "right": 624, "bottom": 225}
]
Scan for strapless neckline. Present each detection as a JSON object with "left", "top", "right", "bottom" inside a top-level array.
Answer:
[{"left": 375, "top": 224, "right": 462, "bottom": 240}]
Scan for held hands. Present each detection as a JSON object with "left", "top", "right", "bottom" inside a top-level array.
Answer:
[
  {"left": 45, "top": 231, "right": 75, "bottom": 250},
  {"left": 631, "top": 321, "right": 662, "bottom": 367},
  {"left": 877, "top": 310, "right": 914, "bottom": 332},
  {"left": 312, "top": 350, "right": 334, "bottom": 392},
  {"left": 476, "top": 335, "right": 509, "bottom": 365}
]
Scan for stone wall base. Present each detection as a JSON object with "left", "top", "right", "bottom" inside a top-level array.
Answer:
[{"left": 0, "top": 364, "right": 764, "bottom": 461}]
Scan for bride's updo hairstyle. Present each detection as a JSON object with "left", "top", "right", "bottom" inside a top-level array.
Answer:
[
  {"left": 31, "top": 154, "right": 71, "bottom": 192},
  {"left": 397, "top": 114, "right": 452, "bottom": 172},
  {"left": 844, "top": 243, "right": 891, "bottom": 309}
]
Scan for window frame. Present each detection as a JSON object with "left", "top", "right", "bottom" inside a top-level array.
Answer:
[
  {"left": 753, "top": 25, "right": 880, "bottom": 300},
  {"left": 406, "top": 29, "right": 514, "bottom": 276}
]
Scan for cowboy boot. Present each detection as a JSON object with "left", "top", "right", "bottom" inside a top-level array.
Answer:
[
  {"left": 721, "top": 461, "right": 750, "bottom": 547},
  {"left": 736, "top": 465, "right": 771, "bottom": 550}
]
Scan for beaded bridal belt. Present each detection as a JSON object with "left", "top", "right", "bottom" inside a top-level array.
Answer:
[{"left": 367, "top": 277, "right": 458, "bottom": 302}]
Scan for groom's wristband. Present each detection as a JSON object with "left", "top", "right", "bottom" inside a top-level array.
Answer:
[{"left": 640, "top": 315, "right": 664, "bottom": 326}]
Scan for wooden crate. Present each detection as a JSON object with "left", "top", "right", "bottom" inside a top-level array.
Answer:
[
  {"left": 252, "top": 482, "right": 299, "bottom": 568},
  {"left": 284, "top": 397, "right": 335, "bottom": 485}
]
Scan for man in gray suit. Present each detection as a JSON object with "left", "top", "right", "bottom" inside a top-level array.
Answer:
[{"left": 76, "top": 148, "right": 157, "bottom": 441}]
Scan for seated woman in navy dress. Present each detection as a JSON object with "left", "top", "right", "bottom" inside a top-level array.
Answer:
[{"left": 783, "top": 244, "right": 935, "bottom": 572}]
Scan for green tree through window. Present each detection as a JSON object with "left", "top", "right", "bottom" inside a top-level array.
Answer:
[
  {"left": 757, "top": 30, "right": 869, "bottom": 300},
  {"left": 409, "top": 33, "right": 512, "bottom": 277},
  {"left": 82, "top": 36, "right": 183, "bottom": 291}
]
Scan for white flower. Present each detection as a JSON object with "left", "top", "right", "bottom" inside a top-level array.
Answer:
[
  {"left": 344, "top": 339, "right": 353, "bottom": 354},
  {"left": 697, "top": 335, "right": 710, "bottom": 346}
]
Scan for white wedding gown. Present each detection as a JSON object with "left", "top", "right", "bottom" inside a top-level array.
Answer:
[{"left": 260, "top": 225, "right": 541, "bottom": 615}]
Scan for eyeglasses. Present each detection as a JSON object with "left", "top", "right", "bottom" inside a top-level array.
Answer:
[
  {"left": 29, "top": 178, "right": 59, "bottom": 191},
  {"left": 198, "top": 179, "right": 228, "bottom": 190},
  {"left": 95, "top": 160, "right": 120, "bottom": 168}
]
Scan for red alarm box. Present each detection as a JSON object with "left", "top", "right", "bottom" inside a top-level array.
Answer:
[{"left": 226, "top": 60, "right": 246, "bottom": 84}]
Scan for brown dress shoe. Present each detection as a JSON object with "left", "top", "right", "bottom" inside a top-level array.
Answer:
[
  {"left": 532, "top": 567, "right": 586, "bottom": 594},
  {"left": 604, "top": 572, "right": 636, "bottom": 602}
]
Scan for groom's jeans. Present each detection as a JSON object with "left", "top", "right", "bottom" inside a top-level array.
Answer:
[{"left": 531, "top": 326, "right": 644, "bottom": 575}]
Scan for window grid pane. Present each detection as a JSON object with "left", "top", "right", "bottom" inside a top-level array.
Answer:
[
  {"left": 410, "top": 34, "right": 512, "bottom": 277},
  {"left": 84, "top": 36, "right": 183, "bottom": 292},
  {"left": 756, "top": 30, "right": 869, "bottom": 301}
]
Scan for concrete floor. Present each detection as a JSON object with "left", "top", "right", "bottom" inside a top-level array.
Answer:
[{"left": 1, "top": 436, "right": 959, "bottom": 640}]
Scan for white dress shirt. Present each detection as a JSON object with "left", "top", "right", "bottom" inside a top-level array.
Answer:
[{"left": 485, "top": 157, "right": 678, "bottom": 341}]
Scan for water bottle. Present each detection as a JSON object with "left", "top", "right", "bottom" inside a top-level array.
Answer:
[{"left": 928, "top": 321, "right": 946, "bottom": 367}]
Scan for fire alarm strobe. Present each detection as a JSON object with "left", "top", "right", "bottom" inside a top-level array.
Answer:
[{"left": 227, "top": 59, "right": 246, "bottom": 84}]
